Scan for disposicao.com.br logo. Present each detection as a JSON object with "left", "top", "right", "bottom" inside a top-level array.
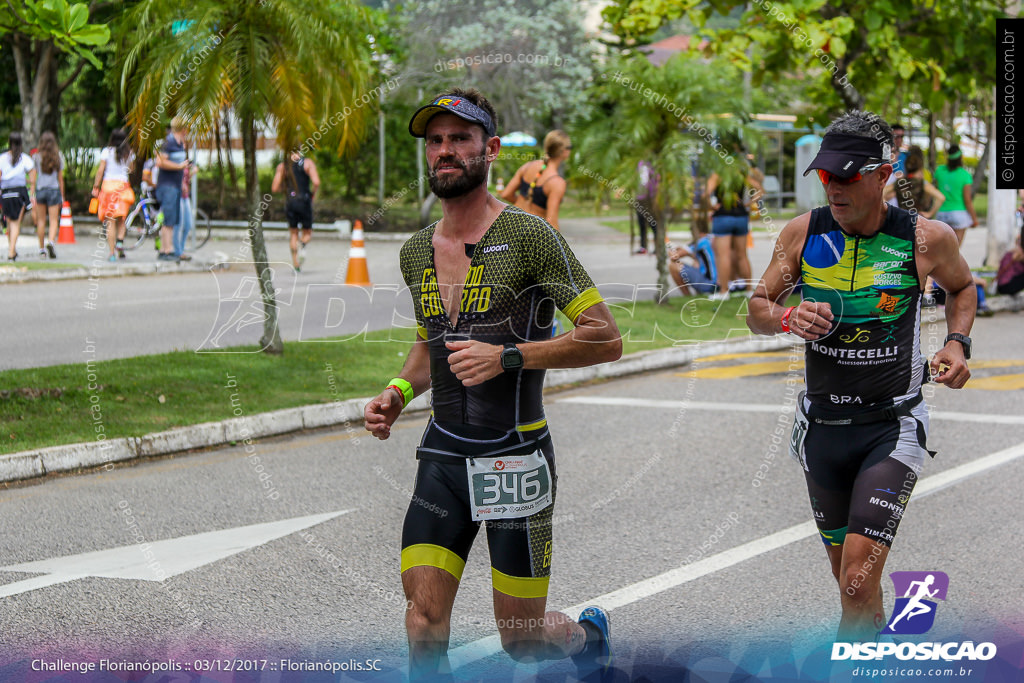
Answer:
[{"left": 832, "top": 571, "right": 997, "bottom": 662}]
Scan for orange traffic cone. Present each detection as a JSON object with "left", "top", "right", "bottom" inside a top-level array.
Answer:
[
  {"left": 57, "top": 201, "right": 76, "bottom": 243},
  {"left": 344, "top": 220, "right": 372, "bottom": 286}
]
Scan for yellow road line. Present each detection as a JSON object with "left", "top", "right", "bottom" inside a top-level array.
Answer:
[
  {"left": 967, "top": 373, "right": 1024, "bottom": 391},
  {"left": 679, "top": 360, "right": 804, "bottom": 379},
  {"left": 968, "top": 360, "right": 1024, "bottom": 370},
  {"left": 698, "top": 351, "right": 792, "bottom": 363}
]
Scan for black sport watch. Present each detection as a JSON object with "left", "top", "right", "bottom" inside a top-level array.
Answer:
[
  {"left": 500, "top": 343, "right": 524, "bottom": 371},
  {"left": 944, "top": 333, "right": 972, "bottom": 360}
]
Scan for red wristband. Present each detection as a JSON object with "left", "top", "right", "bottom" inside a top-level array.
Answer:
[
  {"left": 780, "top": 306, "right": 796, "bottom": 334},
  {"left": 386, "top": 384, "right": 406, "bottom": 408}
]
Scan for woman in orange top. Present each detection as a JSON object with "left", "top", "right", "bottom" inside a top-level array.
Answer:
[
  {"left": 90, "top": 128, "right": 135, "bottom": 261},
  {"left": 501, "top": 130, "right": 571, "bottom": 229}
]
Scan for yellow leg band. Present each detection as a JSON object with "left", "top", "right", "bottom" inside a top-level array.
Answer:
[
  {"left": 516, "top": 418, "right": 548, "bottom": 433},
  {"left": 491, "top": 567, "right": 550, "bottom": 599},
  {"left": 401, "top": 544, "right": 466, "bottom": 582}
]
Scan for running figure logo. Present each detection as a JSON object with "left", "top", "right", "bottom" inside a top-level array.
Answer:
[
  {"left": 882, "top": 571, "right": 949, "bottom": 635},
  {"left": 198, "top": 265, "right": 296, "bottom": 353}
]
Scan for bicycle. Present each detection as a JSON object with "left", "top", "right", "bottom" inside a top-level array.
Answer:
[{"left": 124, "top": 189, "right": 211, "bottom": 251}]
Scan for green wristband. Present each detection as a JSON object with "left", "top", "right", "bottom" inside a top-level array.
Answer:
[{"left": 386, "top": 377, "right": 414, "bottom": 407}]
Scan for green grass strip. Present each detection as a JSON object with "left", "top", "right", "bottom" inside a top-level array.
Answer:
[{"left": 1, "top": 297, "right": 764, "bottom": 455}]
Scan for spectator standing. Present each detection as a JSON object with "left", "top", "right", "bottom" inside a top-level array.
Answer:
[
  {"left": 706, "top": 146, "right": 763, "bottom": 298},
  {"left": 33, "top": 131, "right": 65, "bottom": 259},
  {"left": 154, "top": 118, "right": 189, "bottom": 261},
  {"left": 891, "top": 146, "right": 993, "bottom": 313},
  {"left": 884, "top": 123, "right": 909, "bottom": 207},
  {"left": 91, "top": 128, "right": 136, "bottom": 261},
  {"left": 500, "top": 130, "right": 571, "bottom": 230},
  {"left": 633, "top": 159, "right": 659, "bottom": 254},
  {"left": 890, "top": 124, "right": 908, "bottom": 173},
  {"left": 140, "top": 157, "right": 156, "bottom": 195},
  {"left": 1, "top": 132, "right": 36, "bottom": 261},
  {"left": 176, "top": 145, "right": 194, "bottom": 262},
  {"left": 933, "top": 144, "right": 979, "bottom": 245},
  {"left": 271, "top": 150, "right": 320, "bottom": 271},
  {"left": 892, "top": 146, "right": 944, "bottom": 218}
]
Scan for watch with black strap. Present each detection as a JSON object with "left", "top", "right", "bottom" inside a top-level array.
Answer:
[
  {"left": 944, "top": 333, "right": 972, "bottom": 360},
  {"left": 500, "top": 343, "right": 524, "bottom": 371}
]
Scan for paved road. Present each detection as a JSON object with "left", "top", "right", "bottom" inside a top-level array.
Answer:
[
  {"left": 0, "top": 217, "right": 994, "bottom": 370},
  {"left": 1, "top": 317, "right": 1021, "bottom": 681},
  {"left": 0, "top": 216, "right": 683, "bottom": 369}
]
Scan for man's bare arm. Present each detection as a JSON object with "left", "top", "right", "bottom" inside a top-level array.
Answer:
[
  {"left": 446, "top": 302, "right": 622, "bottom": 387},
  {"left": 747, "top": 213, "right": 834, "bottom": 340},
  {"left": 270, "top": 163, "right": 284, "bottom": 194},
  {"left": 919, "top": 217, "right": 975, "bottom": 388},
  {"left": 364, "top": 336, "right": 432, "bottom": 440}
]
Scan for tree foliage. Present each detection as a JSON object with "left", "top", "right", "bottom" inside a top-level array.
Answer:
[
  {"left": 3, "top": 0, "right": 113, "bottom": 148},
  {"left": 600, "top": 0, "right": 1006, "bottom": 121},
  {"left": 396, "top": 0, "right": 597, "bottom": 134},
  {"left": 575, "top": 50, "right": 758, "bottom": 296},
  {"left": 121, "top": 0, "right": 379, "bottom": 355},
  {"left": 1, "top": 0, "right": 110, "bottom": 68}
]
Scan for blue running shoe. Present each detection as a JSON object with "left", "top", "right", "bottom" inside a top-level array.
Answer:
[{"left": 573, "top": 606, "right": 612, "bottom": 677}]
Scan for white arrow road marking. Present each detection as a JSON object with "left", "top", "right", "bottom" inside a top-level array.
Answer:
[
  {"left": 0, "top": 509, "right": 353, "bottom": 599},
  {"left": 448, "top": 441, "right": 1024, "bottom": 671}
]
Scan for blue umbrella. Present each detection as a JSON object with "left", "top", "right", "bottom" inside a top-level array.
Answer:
[{"left": 500, "top": 131, "right": 537, "bottom": 147}]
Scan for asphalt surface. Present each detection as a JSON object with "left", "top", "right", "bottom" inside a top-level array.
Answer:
[
  {"left": 2, "top": 213, "right": 1022, "bottom": 682},
  {"left": 1, "top": 312, "right": 1022, "bottom": 682}
]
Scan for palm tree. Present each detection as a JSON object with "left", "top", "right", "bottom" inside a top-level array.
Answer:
[
  {"left": 121, "top": 0, "right": 378, "bottom": 354},
  {"left": 577, "top": 52, "right": 755, "bottom": 298}
]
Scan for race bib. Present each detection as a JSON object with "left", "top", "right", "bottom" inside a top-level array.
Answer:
[
  {"left": 790, "top": 392, "right": 810, "bottom": 471},
  {"left": 467, "top": 450, "right": 553, "bottom": 521}
]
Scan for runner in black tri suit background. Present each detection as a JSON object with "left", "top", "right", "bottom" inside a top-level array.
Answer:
[
  {"left": 747, "top": 111, "right": 976, "bottom": 643},
  {"left": 271, "top": 150, "right": 320, "bottom": 271},
  {"left": 364, "top": 88, "right": 621, "bottom": 680}
]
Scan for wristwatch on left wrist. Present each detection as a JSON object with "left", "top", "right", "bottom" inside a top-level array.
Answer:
[
  {"left": 500, "top": 343, "right": 524, "bottom": 371},
  {"left": 944, "top": 333, "right": 972, "bottom": 360}
]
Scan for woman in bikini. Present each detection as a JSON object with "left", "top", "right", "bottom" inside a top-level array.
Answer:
[{"left": 501, "top": 130, "right": 571, "bottom": 229}]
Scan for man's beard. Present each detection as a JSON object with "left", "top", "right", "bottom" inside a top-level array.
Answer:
[{"left": 428, "top": 148, "right": 488, "bottom": 199}]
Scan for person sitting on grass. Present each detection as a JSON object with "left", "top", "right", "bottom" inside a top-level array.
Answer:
[
  {"left": 995, "top": 224, "right": 1024, "bottom": 297},
  {"left": 669, "top": 219, "right": 717, "bottom": 296}
]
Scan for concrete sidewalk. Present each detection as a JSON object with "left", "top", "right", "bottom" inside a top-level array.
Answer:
[
  {"left": 0, "top": 221, "right": 358, "bottom": 283},
  {"left": 0, "top": 214, "right": 625, "bottom": 284}
]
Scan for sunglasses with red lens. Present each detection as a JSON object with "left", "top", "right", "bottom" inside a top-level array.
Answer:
[{"left": 817, "top": 162, "right": 886, "bottom": 186}]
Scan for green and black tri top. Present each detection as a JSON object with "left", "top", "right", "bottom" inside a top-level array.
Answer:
[
  {"left": 399, "top": 206, "right": 603, "bottom": 434},
  {"left": 800, "top": 205, "right": 925, "bottom": 408}
]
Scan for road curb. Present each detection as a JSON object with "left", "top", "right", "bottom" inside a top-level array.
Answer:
[
  {"left": 0, "top": 336, "right": 792, "bottom": 485},
  {"left": 0, "top": 259, "right": 232, "bottom": 283},
  {"left": 986, "top": 292, "right": 1024, "bottom": 313},
  {"left": 0, "top": 225, "right": 413, "bottom": 284}
]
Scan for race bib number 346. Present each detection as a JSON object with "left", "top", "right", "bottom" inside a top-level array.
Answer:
[{"left": 467, "top": 451, "right": 553, "bottom": 521}]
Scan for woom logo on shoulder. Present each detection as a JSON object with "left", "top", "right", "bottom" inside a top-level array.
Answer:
[{"left": 832, "top": 571, "right": 997, "bottom": 662}]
